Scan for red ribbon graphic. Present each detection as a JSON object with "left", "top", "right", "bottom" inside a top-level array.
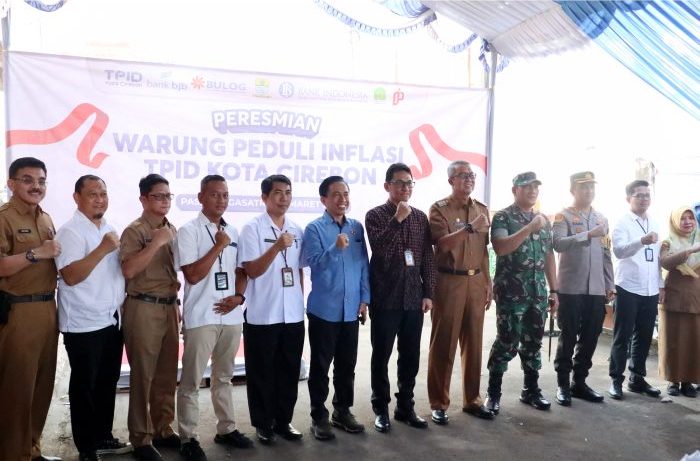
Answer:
[
  {"left": 408, "top": 124, "right": 487, "bottom": 180},
  {"left": 6, "top": 103, "right": 110, "bottom": 168}
]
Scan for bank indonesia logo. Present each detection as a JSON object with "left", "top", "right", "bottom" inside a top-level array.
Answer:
[{"left": 279, "top": 82, "right": 295, "bottom": 98}]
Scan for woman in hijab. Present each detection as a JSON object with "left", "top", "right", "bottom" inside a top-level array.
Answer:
[{"left": 659, "top": 207, "right": 700, "bottom": 397}]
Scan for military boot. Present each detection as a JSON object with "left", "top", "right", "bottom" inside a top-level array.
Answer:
[
  {"left": 520, "top": 371, "right": 551, "bottom": 411},
  {"left": 485, "top": 373, "right": 502, "bottom": 415}
]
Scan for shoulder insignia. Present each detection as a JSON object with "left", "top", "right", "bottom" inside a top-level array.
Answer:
[{"left": 436, "top": 199, "right": 448, "bottom": 208}]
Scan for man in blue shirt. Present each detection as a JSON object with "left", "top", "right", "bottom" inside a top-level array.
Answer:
[{"left": 302, "top": 176, "right": 370, "bottom": 441}]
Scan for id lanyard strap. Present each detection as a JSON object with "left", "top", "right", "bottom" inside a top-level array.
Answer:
[
  {"left": 270, "top": 226, "right": 289, "bottom": 267},
  {"left": 204, "top": 224, "right": 224, "bottom": 271}
]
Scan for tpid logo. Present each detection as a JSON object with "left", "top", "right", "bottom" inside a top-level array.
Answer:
[{"left": 104, "top": 70, "right": 143, "bottom": 87}]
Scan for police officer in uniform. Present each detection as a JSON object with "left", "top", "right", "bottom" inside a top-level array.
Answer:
[
  {"left": 552, "top": 171, "right": 614, "bottom": 406},
  {"left": 0, "top": 157, "right": 62, "bottom": 461},
  {"left": 484, "top": 172, "right": 559, "bottom": 415},
  {"left": 427, "top": 160, "right": 493, "bottom": 424},
  {"left": 121, "top": 174, "right": 180, "bottom": 461}
]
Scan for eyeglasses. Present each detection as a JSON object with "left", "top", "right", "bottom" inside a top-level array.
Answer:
[
  {"left": 12, "top": 177, "right": 47, "bottom": 187},
  {"left": 631, "top": 193, "right": 651, "bottom": 200},
  {"left": 389, "top": 180, "right": 415, "bottom": 189},
  {"left": 148, "top": 193, "right": 175, "bottom": 202},
  {"left": 452, "top": 172, "right": 476, "bottom": 181}
]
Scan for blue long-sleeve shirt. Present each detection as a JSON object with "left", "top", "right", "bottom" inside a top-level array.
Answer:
[{"left": 302, "top": 212, "right": 370, "bottom": 322}]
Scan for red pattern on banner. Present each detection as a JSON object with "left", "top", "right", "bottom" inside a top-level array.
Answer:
[
  {"left": 6, "top": 103, "right": 110, "bottom": 168},
  {"left": 408, "top": 124, "right": 487, "bottom": 180}
]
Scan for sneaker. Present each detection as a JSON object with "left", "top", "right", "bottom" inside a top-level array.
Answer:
[
  {"left": 310, "top": 418, "right": 335, "bottom": 441},
  {"left": 179, "top": 439, "right": 207, "bottom": 461},
  {"left": 214, "top": 430, "right": 253, "bottom": 448},
  {"left": 95, "top": 438, "right": 132, "bottom": 455},
  {"left": 331, "top": 410, "right": 365, "bottom": 433}
]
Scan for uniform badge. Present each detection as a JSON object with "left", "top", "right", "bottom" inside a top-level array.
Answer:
[{"left": 18, "top": 228, "right": 31, "bottom": 234}]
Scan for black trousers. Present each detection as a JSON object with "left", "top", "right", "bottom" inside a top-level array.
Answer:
[
  {"left": 609, "top": 286, "right": 658, "bottom": 384},
  {"left": 554, "top": 294, "right": 606, "bottom": 385},
  {"left": 243, "top": 321, "right": 304, "bottom": 429},
  {"left": 63, "top": 324, "right": 123, "bottom": 453},
  {"left": 307, "top": 314, "right": 359, "bottom": 421},
  {"left": 370, "top": 309, "right": 423, "bottom": 415}
]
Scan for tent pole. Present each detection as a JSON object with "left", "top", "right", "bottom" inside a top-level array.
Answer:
[{"left": 483, "top": 47, "right": 497, "bottom": 207}]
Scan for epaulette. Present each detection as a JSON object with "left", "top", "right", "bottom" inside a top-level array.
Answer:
[
  {"left": 0, "top": 202, "right": 10, "bottom": 213},
  {"left": 436, "top": 199, "right": 449, "bottom": 208}
]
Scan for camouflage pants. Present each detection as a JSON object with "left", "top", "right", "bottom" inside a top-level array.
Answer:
[{"left": 487, "top": 300, "right": 547, "bottom": 376}]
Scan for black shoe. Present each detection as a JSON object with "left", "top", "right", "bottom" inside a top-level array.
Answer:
[
  {"left": 627, "top": 378, "right": 661, "bottom": 397},
  {"left": 394, "top": 409, "right": 428, "bottom": 428},
  {"left": 519, "top": 389, "right": 551, "bottom": 410},
  {"left": 152, "top": 433, "right": 181, "bottom": 449},
  {"left": 179, "top": 439, "right": 207, "bottom": 461},
  {"left": 571, "top": 382, "right": 605, "bottom": 403},
  {"left": 556, "top": 385, "right": 572, "bottom": 406},
  {"left": 255, "top": 427, "right": 276, "bottom": 445},
  {"left": 374, "top": 413, "right": 391, "bottom": 433},
  {"left": 681, "top": 382, "right": 698, "bottom": 398},
  {"left": 273, "top": 423, "right": 303, "bottom": 441},
  {"left": 96, "top": 437, "right": 132, "bottom": 455},
  {"left": 331, "top": 410, "right": 365, "bottom": 433},
  {"left": 78, "top": 452, "right": 101, "bottom": 461},
  {"left": 310, "top": 419, "right": 335, "bottom": 441},
  {"left": 214, "top": 430, "right": 253, "bottom": 448},
  {"left": 608, "top": 382, "right": 624, "bottom": 400},
  {"left": 32, "top": 457, "right": 62, "bottom": 461},
  {"left": 485, "top": 394, "right": 501, "bottom": 415},
  {"left": 463, "top": 405, "right": 494, "bottom": 420},
  {"left": 431, "top": 409, "right": 449, "bottom": 425},
  {"left": 133, "top": 445, "right": 163, "bottom": 461},
  {"left": 667, "top": 382, "right": 680, "bottom": 396}
]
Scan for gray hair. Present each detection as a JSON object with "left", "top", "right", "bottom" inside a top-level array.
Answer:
[{"left": 447, "top": 160, "right": 471, "bottom": 178}]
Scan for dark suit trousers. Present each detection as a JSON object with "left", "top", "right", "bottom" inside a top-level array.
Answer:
[
  {"left": 243, "top": 321, "right": 304, "bottom": 430},
  {"left": 307, "top": 314, "right": 359, "bottom": 421},
  {"left": 370, "top": 308, "right": 423, "bottom": 415},
  {"left": 63, "top": 324, "right": 123, "bottom": 453}
]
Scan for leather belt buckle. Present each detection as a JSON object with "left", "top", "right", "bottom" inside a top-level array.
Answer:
[{"left": 466, "top": 269, "right": 477, "bottom": 276}]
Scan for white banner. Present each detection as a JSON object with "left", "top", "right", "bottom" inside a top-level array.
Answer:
[{"left": 6, "top": 52, "right": 489, "bottom": 232}]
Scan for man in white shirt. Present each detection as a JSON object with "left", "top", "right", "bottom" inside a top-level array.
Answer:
[
  {"left": 608, "top": 179, "right": 664, "bottom": 400},
  {"left": 175, "top": 175, "right": 253, "bottom": 461},
  {"left": 238, "top": 174, "right": 305, "bottom": 445},
  {"left": 55, "top": 175, "right": 130, "bottom": 461}
]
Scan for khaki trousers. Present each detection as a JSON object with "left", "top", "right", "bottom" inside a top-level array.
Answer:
[
  {"left": 122, "top": 297, "right": 179, "bottom": 447},
  {"left": 427, "top": 273, "right": 487, "bottom": 410},
  {"left": 0, "top": 301, "right": 58, "bottom": 461},
  {"left": 177, "top": 324, "right": 242, "bottom": 440}
]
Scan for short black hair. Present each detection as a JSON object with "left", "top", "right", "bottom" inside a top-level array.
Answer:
[
  {"left": 319, "top": 176, "right": 348, "bottom": 197},
  {"left": 9, "top": 157, "right": 47, "bottom": 178},
  {"left": 139, "top": 174, "right": 169, "bottom": 196},
  {"left": 261, "top": 174, "right": 291, "bottom": 195},
  {"left": 74, "top": 175, "right": 104, "bottom": 194},
  {"left": 626, "top": 179, "right": 649, "bottom": 197},
  {"left": 200, "top": 174, "right": 226, "bottom": 192},
  {"left": 385, "top": 163, "right": 412, "bottom": 183}
]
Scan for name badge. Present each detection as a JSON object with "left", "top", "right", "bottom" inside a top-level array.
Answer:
[
  {"left": 645, "top": 248, "right": 654, "bottom": 262},
  {"left": 215, "top": 272, "right": 229, "bottom": 290},
  {"left": 282, "top": 267, "right": 295, "bottom": 287},
  {"left": 404, "top": 249, "right": 415, "bottom": 267}
]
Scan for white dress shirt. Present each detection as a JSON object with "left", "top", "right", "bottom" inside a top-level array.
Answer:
[
  {"left": 238, "top": 212, "right": 305, "bottom": 325},
  {"left": 612, "top": 210, "right": 664, "bottom": 296},
  {"left": 175, "top": 212, "right": 243, "bottom": 330},
  {"left": 55, "top": 210, "right": 125, "bottom": 333}
]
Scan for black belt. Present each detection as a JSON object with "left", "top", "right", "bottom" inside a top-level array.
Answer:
[
  {"left": 5, "top": 293, "right": 55, "bottom": 303},
  {"left": 129, "top": 293, "right": 177, "bottom": 305},
  {"left": 438, "top": 267, "right": 481, "bottom": 276}
]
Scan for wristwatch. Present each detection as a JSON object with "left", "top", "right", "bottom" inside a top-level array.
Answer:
[
  {"left": 234, "top": 292, "right": 246, "bottom": 304},
  {"left": 25, "top": 249, "right": 39, "bottom": 264}
]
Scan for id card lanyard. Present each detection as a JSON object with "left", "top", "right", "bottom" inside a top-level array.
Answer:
[
  {"left": 271, "top": 226, "right": 295, "bottom": 287},
  {"left": 205, "top": 224, "right": 229, "bottom": 290},
  {"left": 635, "top": 218, "right": 654, "bottom": 262},
  {"left": 400, "top": 211, "right": 415, "bottom": 267}
]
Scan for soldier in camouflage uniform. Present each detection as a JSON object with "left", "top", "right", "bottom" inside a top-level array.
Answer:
[{"left": 484, "top": 172, "right": 559, "bottom": 415}]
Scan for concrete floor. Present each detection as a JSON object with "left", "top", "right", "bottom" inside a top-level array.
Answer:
[{"left": 42, "top": 308, "right": 699, "bottom": 461}]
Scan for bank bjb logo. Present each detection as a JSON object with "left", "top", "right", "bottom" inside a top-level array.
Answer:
[
  {"left": 104, "top": 69, "right": 143, "bottom": 87},
  {"left": 279, "top": 82, "right": 295, "bottom": 98}
]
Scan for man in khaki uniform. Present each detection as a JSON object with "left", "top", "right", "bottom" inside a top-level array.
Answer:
[
  {"left": 427, "top": 160, "right": 493, "bottom": 425},
  {"left": 120, "top": 174, "right": 180, "bottom": 461},
  {"left": 0, "top": 157, "right": 61, "bottom": 461}
]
